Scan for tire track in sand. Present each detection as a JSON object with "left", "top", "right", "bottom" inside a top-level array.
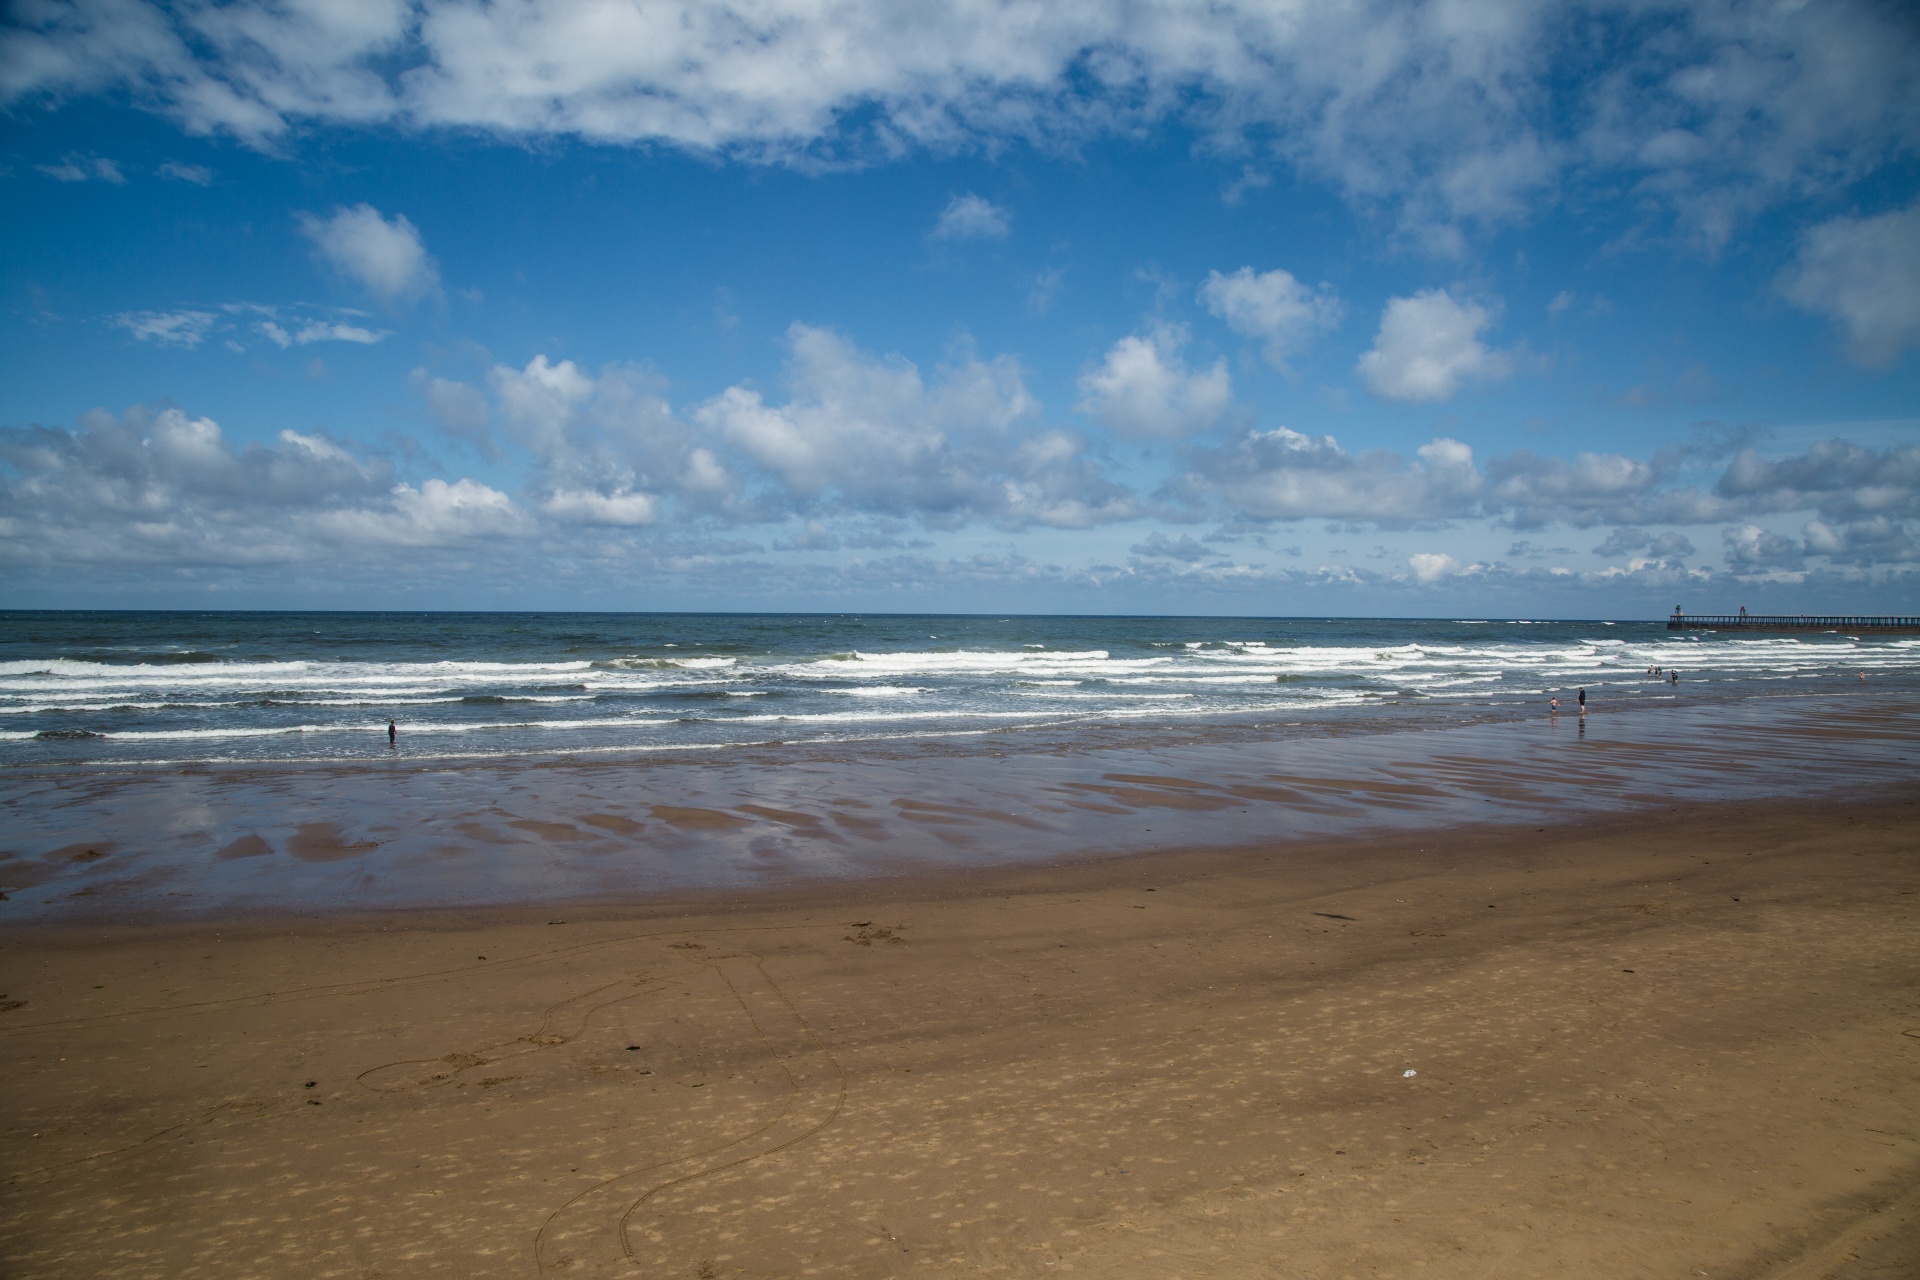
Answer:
[{"left": 534, "top": 952, "right": 845, "bottom": 1274}]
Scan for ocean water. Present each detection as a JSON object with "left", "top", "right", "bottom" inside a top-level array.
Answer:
[{"left": 3, "top": 610, "right": 1915, "bottom": 767}]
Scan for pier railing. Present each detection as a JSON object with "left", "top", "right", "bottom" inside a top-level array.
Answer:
[{"left": 1667, "top": 613, "right": 1920, "bottom": 634}]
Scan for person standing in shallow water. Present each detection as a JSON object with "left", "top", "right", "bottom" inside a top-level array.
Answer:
[
  {"left": 1577, "top": 687, "right": 1586, "bottom": 715},
  {"left": 387, "top": 718, "right": 396, "bottom": 748}
]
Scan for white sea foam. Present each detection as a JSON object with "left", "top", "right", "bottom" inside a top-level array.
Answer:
[{"left": 8, "top": 622, "right": 1912, "bottom": 765}]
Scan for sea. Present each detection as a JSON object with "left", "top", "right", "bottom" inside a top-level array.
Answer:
[{"left": 4, "top": 610, "right": 1916, "bottom": 768}]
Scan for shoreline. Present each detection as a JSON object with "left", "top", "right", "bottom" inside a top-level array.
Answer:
[
  {"left": 3, "top": 790, "right": 1917, "bottom": 1277},
  {"left": 4, "top": 693, "right": 1917, "bottom": 925},
  {"left": 3, "top": 677, "right": 1894, "bottom": 773}
]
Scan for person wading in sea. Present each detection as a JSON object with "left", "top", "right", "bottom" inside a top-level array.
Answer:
[
  {"left": 388, "top": 718, "right": 397, "bottom": 748},
  {"left": 1577, "top": 687, "right": 1586, "bottom": 715}
]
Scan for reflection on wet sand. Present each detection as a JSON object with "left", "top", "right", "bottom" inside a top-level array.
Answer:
[{"left": 1, "top": 697, "right": 1915, "bottom": 921}]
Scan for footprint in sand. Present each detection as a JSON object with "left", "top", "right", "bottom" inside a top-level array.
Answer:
[{"left": 356, "top": 978, "right": 657, "bottom": 1093}]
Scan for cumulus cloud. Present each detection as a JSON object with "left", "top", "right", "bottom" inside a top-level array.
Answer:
[
  {"left": 1802, "top": 516, "right": 1919, "bottom": 567},
  {"left": 7, "top": 3, "right": 1913, "bottom": 243},
  {"left": 489, "top": 355, "right": 691, "bottom": 526},
  {"left": 1183, "top": 428, "right": 1481, "bottom": 524},
  {"left": 1179, "top": 427, "right": 1912, "bottom": 537},
  {"left": 538, "top": 487, "right": 657, "bottom": 526},
  {"left": 402, "top": 328, "right": 1135, "bottom": 532},
  {"left": 296, "top": 204, "right": 439, "bottom": 305},
  {"left": 1407, "top": 551, "right": 1458, "bottom": 583},
  {"left": 1722, "top": 523, "right": 1804, "bottom": 573},
  {"left": 318, "top": 477, "right": 527, "bottom": 547},
  {"left": 1076, "top": 324, "right": 1231, "bottom": 440},
  {"left": 697, "top": 323, "right": 1130, "bottom": 527},
  {"left": 932, "top": 193, "right": 1010, "bottom": 240},
  {"left": 1472, "top": 437, "right": 1920, "bottom": 536},
  {"left": 1715, "top": 439, "right": 1920, "bottom": 522},
  {"left": 1486, "top": 450, "right": 1662, "bottom": 529},
  {"left": 0, "top": 404, "right": 523, "bottom": 568},
  {"left": 113, "top": 309, "right": 216, "bottom": 348},
  {"left": 1199, "top": 267, "right": 1342, "bottom": 372},
  {"left": 1778, "top": 201, "right": 1920, "bottom": 367},
  {"left": 1356, "top": 290, "right": 1515, "bottom": 402}
]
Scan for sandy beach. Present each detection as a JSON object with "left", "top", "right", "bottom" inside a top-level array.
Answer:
[{"left": 3, "top": 790, "right": 1916, "bottom": 1278}]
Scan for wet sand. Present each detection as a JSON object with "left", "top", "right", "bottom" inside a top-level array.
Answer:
[
  {"left": 5, "top": 697, "right": 1918, "bottom": 922},
  {"left": 3, "top": 792, "right": 1918, "bottom": 1278}
]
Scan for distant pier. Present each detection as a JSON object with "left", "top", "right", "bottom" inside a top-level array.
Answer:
[{"left": 1667, "top": 610, "right": 1920, "bottom": 635}]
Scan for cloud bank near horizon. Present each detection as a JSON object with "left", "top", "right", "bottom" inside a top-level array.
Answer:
[{"left": 5, "top": 327, "right": 1913, "bottom": 603}]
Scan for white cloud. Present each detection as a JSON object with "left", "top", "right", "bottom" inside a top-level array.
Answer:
[
  {"left": 1186, "top": 429, "right": 1482, "bottom": 523},
  {"left": 301, "top": 320, "right": 384, "bottom": 344},
  {"left": 109, "top": 302, "right": 387, "bottom": 352},
  {"left": 319, "top": 477, "right": 527, "bottom": 547},
  {"left": 692, "top": 325, "right": 1133, "bottom": 527},
  {"left": 932, "top": 193, "right": 1010, "bottom": 240},
  {"left": 0, "top": 404, "right": 530, "bottom": 566},
  {"left": 1408, "top": 551, "right": 1457, "bottom": 583},
  {"left": 1183, "top": 429, "right": 1892, "bottom": 534},
  {"left": 1356, "top": 289, "right": 1514, "bottom": 402},
  {"left": 540, "top": 488, "right": 658, "bottom": 526},
  {"left": 490, "top": 354, "right": 691, "bottom": 525},
  {"left": 1722, "top": 523, "right": 1804, "bottom": 572},
  {"left": 1076, "top": 324, "right": 1231, "bottom": 440},
  {"left": 696, "top": 323, "right": 1047, "bottom": 516},
  {"left": 1199, "top": 267, "right": 1342, "bottom": 372},
  {"left": 37, "top": 152, "right": 124, "bottom": 183},
  {"left": 1487, "top": 450, "right": 1662, "bottom": 529},
  {"left": 113, "top": 308, "right": 216, "bottom": 348},
  {"left": 1475, "top": 437, "right": 1920, "bottom": 534},
  {"left": 1715, "top": 439, "right": 1920, "bottom": 522},
  {"left": 1778, "top": 200, "right": 1920, "bottom": 368},
  {"left": 8, "top": 3, "right": 1913, "bottom": 244},
  {"left": 258, "top": 318, "right": 389, "bottom": 348},
  {"left": 1801, "top": 516, "right": 1918, "bottom": 566},
  {"left": 156, "top": 160, "right": 211, "bottom": 184},
  {"left": 296, "top": 203, "right": 439, "bottom": 305},
  {"left": 421, "top": 330, "right": 1132, "bottom": 530}
]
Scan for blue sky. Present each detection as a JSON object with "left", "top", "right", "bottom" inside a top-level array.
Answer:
[{"left": 3, "top": 0, "right": 1918, "bottom": 616}]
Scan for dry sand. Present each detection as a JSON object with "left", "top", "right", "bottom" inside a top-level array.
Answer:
[{"left": 3, "top": 793, "right": 1918, "bottom": 1278}]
